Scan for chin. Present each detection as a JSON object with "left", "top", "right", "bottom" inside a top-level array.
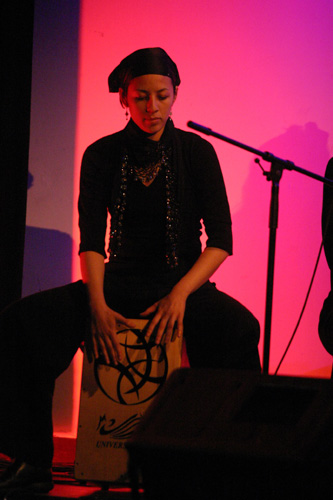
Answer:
[{"left": 146, "top": 125, "right": 163, "bottom": 135}]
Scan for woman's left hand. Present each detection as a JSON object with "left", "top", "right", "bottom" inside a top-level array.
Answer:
[
  {"left": 140, "top": 248, "right": 229, "bottom": 344},
  {"left": 140, "top": 286, "right": 188, "bottom": 344}
]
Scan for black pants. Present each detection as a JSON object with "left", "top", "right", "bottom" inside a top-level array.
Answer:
[{"left": 0, "top": 278, "right": 260, "bottom": 467}]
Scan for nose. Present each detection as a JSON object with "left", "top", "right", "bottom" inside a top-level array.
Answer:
[{"left": 146, "top": 96, "right": 158, "bottom": 113}]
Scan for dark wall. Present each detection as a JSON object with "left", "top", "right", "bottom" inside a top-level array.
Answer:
[
  {"left": 0, "top": 1, "right": 80, "bottom": 433},
  {"left": 0, "top": 2, "right": 34, "bottom": 311}
]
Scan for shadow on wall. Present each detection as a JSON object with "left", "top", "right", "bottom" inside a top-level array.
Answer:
[
  {"left": 22, "top": 226, "right": 72, "bottom": 296},
  {"left": 229, "top": 122, "right": 330, "bottom": 374},
  {"left": 22, "top": 172, "right": 75, "bottom": 433}
]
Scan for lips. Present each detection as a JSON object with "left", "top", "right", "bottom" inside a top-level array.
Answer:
[{"left": 145, "top": 117, "right": 161, "bottom": 123}]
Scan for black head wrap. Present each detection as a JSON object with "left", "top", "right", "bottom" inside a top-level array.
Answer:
[{"left": 108, "top": 47, "right": 180, "bottom": 92}]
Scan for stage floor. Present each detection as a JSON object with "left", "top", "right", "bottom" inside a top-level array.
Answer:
[{"left": 0, "top": 437, "right": 142, "bottom": 499}]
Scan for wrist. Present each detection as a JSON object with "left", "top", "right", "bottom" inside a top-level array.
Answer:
[
  {"left": 88, "top": 294, "right": 107, "bottom": 314},
  {"left": 172, "top": 281, "right": 191, "bottom": 299}
]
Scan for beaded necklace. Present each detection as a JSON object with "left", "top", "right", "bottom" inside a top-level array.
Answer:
[
  {"left": 108, "top": 140, "right": 179, "bottom": 269},
  {"left": 132, "top": 160, "right": 161, "bottom": 185}
]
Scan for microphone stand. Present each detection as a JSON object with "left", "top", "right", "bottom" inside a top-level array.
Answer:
[{"left": 187, "top": 121, "right": 333, "bottom": 374}]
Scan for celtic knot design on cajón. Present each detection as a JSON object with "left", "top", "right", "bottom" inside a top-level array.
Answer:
[{"left": 94, "top": 328, "right": 169, "bottom": 405}]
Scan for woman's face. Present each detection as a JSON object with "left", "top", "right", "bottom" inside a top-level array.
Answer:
[{"left": 121, "top": 74, "right": 177, "bottom": 141}]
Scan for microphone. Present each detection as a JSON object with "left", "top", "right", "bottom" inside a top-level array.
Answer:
[{"left": 187, "top": 121, "right": 213, "bottom": 136}]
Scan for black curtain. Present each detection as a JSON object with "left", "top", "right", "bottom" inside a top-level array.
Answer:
[{"left": 0, "top": 1, "right": 34, "bottom": 311}]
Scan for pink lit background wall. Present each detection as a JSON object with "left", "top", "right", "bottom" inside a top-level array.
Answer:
[{"left": 25, "top": 0, "right": 333, "bottom": 436}]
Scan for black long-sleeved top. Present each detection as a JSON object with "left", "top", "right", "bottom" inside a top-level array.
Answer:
[{"left": 78, "top": 119, "right": 232, "bottom": 280}]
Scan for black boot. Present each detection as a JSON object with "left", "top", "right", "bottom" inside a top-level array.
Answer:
[{"left": 0, "top": 462, "right": 53, "bottom": 495}]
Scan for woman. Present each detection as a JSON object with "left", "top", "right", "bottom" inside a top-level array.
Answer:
[{"left": 0, "top": 47, "right": 260, "bottom": 494}]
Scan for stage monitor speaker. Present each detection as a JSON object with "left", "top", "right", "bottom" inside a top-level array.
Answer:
[{"left": 127, "top": 368, "right": 333, "bottom": 500}]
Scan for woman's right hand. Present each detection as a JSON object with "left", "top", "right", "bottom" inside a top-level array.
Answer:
[
  {"left": 80, "top": 251, "right": 136, "bottom": 365},
  {"left": 90, "top": 303, "right": 136, "bottom": 365}
]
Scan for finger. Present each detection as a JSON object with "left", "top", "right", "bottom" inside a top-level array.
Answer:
[
  {"left": 162, "top": 323, "right": 175, "bottom": 344},
  {"left": 100, "top": 317, "right": 122, "bottom": 364},
  {"left": 145, "top": 313, "right": 161, "bottom": 338},
  {"left": 113, "top": 336, "right": 123, "bottom": 363},
  {"left": 91, "top": 328, "right": 100, "bottom": 360},
  {"left": 115, "top": 314, "right": 137, "bottom": 330},
  {"left": 97, "top": 337, "right": 111, "bottom": 365},
  {"left": 177, "top": 325, "right": 183, "bottom": 338},
  {"left": 155, "top": 317, "right": 170, "bottom": 344},
  {"left": 104, "top": 336, "right": 121, "bottom": 365},
  {"left": 101, "top": 321, "right": 122, "bottom": 364},
  {"left": 140, "top": 303, "right": 158, "bottom": 318},
  {"left": 165, "top": 316, "right": 183, "bottom": 344},
  {"left": 173, "top": 317, "right": 184, "bottom": 340},
  {"left": 92, "top": 341, "right": 99, "bottom": 361},
  {"left": 174, "top": 324, "right": 183, "bottom": 342}
]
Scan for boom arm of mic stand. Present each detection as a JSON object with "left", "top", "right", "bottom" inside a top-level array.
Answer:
[
  {"left": 187, "top": 121, "right": 333, "bottom": 186},
  {"left": 187, "top": 120, "right": 333, "bottom": 374}
]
